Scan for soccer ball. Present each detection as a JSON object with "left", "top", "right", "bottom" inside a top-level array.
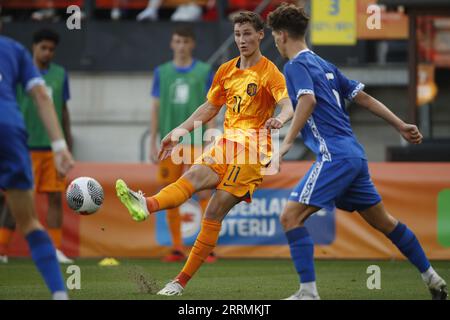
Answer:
[{"left": 66, "top": 177, "right": 104, "bottom": 215}]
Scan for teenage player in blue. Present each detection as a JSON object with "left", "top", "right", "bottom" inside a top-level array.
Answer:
[
  {"left": 0, "top": 30, "right": 74, "bottom": 299},
  {"left": 267, "top": 4, "right": 447, "bottom": 300}
]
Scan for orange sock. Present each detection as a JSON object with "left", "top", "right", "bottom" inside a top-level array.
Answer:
[
  {"left": 147, "top": 177, "right": 195, "bottom": 212},
  {"left": 47, "top": 228, "right": 62, "bottom": 249},
  {"left": 0, "top": 228, "right": 14, "bottom": 255},
  {"left": 166, "top": 208, "right": 183, "bottom": 251},
  {"left": 176, "top": 219, "right": 222, "bottom": 287}
]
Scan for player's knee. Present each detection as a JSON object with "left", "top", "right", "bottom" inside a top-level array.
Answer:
[
  {"left": 279, "top": 213, "right": 289, "bottom": 229},
  {"left": 183, "top": 165, "right": 218, "bottom": 190},
  {"left": 15, "top": 216, "right": 42, "bottom": 235},
  {"left": 280, "top": 210, "right": 301, "bottom": 230},
  {"left": 204, "top": 202, "right": 226, "bottom": 221},
  {"left": 367, "top": 212, "right": 398, "bottom": 235},
  {"left": 378, "top": 215, "right": 398, "bottom": 235},
  {"left": 182, "top": 168, "right": 200, "bottom": 185}
]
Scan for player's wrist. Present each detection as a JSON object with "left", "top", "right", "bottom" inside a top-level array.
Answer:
[
  {"left": 273, "top": 117, "right": 287, "bottom": 128},
  {"left": 275, "top": 117, "right": 285, "bottom": 125},
  {"left": 395, "top": 121, "right": 407, "bottom": 132},
  {"left": 51, "top": 139, "right": 68, "bottom": 153}
]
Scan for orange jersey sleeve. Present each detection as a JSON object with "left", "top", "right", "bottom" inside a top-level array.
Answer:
[
  {"left": 207, "top": 64, "right": 227, "bottom": 107},
  {"left": 264, "top": 63, "right": 289, "bottom": 104}
]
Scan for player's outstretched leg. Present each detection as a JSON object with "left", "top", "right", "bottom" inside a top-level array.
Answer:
[
  {"left": 116, "top": 165, "right": 219, "bottom": 222},
  {"left": 280, "top": 202, "right": 321, "bottom": 300},
  {"left": 6, "top": 189, "right": 68, "bottom": 300},
  {"left": 158, "top": 190, "right": 239, "bottom": 296},
  {"left": 360, "top": 202, "right": 447, "bottom": 300}
]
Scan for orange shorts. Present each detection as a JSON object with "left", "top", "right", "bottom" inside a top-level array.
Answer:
[
  {"left": 195, "top": 139, "right": 264, "bottom": 202},
  {"left": 158, "top": 145, "right": 203, "bottom": 185},
  {"left": 30, "top": 150, "right": 66, "bottom": 193}
]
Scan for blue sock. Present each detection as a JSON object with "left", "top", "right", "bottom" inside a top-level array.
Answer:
[
  {"left": 286, "top": 227, "right": 315, "bottom": 283},
  {"left": 387, "top": 222, "right": 430, "bottom": 273},
  {"left": 26, "top": 230, "right": 66, "bottom": 294}
]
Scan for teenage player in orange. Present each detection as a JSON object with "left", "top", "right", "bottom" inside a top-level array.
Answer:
[{"left": 116, "top": 11, "right": 294, "bottom": 296}]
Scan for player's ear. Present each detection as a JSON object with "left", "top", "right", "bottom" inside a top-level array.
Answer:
[{"left": 258, "top": 29, "right": 265, "bottom": 41}]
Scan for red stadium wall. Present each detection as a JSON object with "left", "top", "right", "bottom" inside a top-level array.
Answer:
[{"left": 6, "top": 162, "right": 450, "bottom": 260}]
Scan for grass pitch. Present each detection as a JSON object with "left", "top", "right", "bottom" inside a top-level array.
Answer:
[{"left": 1, "top": 259, "right": 449, "bottom": 300}]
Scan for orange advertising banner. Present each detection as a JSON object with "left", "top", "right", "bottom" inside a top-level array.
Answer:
[
  {"left": 6, "top": 162, "right": 450, "bottom": 260},
  {"left": 357, "top": 0, "right": 408, "bottom": 40}
]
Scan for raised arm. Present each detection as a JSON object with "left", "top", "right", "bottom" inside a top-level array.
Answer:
[
  {"left": 353, "top": 91, "right": 423, "bottom": 144},
  {"left": 158, "top": 101, "right": 221, "bottom": 160}
]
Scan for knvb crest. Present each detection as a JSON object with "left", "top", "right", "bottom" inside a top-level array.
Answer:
[{"left": 247, "top": 83, "right": 257, "bottom": 96}]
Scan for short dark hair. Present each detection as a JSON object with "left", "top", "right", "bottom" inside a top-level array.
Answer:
[
  {"left": 172, "top": 25, "right": 196, "bottom": 40},
  {"left": 232, "top": 11, "right": 265, "bottom": 31},
  {"left": 32, "top": 29, "right": 60, "bottom": 45},
  {"left": 267, "top": 3, "right": 310, "bottom": 39}
]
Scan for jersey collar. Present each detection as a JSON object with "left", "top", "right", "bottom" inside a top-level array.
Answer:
[{"left": 293, "top": 48, "right": 311, "bottom": 59}]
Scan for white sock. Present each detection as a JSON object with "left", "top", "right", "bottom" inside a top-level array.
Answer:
[
  {"left": 421, "top": 266, "right": 437, "bottom": 285},
  {"left": 53, "top": 291, "right": 69, "bottom": 300},
  {"left": 300, "top": 281, "right": 318, "bottom": 296}
]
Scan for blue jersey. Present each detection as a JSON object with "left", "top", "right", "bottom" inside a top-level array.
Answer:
[
  {"left": 0, "top": 36, "right": 44, "bottom": 129},
  {"left": 283, "top": 49, "right": 366, "bottom": 161}
]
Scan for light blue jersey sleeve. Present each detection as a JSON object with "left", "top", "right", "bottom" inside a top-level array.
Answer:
[
  {"left": 333, "top": 66, "right": 364, "bottom": 101},
  {"left": 284, "top": 61, "right": 315, "bottom": 100}
]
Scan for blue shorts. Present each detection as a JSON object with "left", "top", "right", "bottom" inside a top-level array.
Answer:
[
  {"left": 289, "top": 158, "right": 381, "bottom": 212},
  {"left": 0, "top": 124, "right": 33, "bottom": 190}
]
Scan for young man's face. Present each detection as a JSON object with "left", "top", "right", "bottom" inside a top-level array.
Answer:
[
  {"left": 33, "top": 40, "right": 56, "bottom": 66},
  {"left": 272, "top": 30, "right": 287, "bottom": 58},
  {"left": 234, "top": 22, "right": 264, "bottom": 58},
  {"left": 171, "top": 34, "right": 195, "bottom": 60}
]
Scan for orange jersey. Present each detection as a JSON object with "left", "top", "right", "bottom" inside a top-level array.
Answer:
[{"left": 207, "top": 56, "right": 288, "bottom": 153}]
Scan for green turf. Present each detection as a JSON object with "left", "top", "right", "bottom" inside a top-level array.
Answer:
[{"left": 0, "top": 259, "right": 449, "bottom": 300}]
